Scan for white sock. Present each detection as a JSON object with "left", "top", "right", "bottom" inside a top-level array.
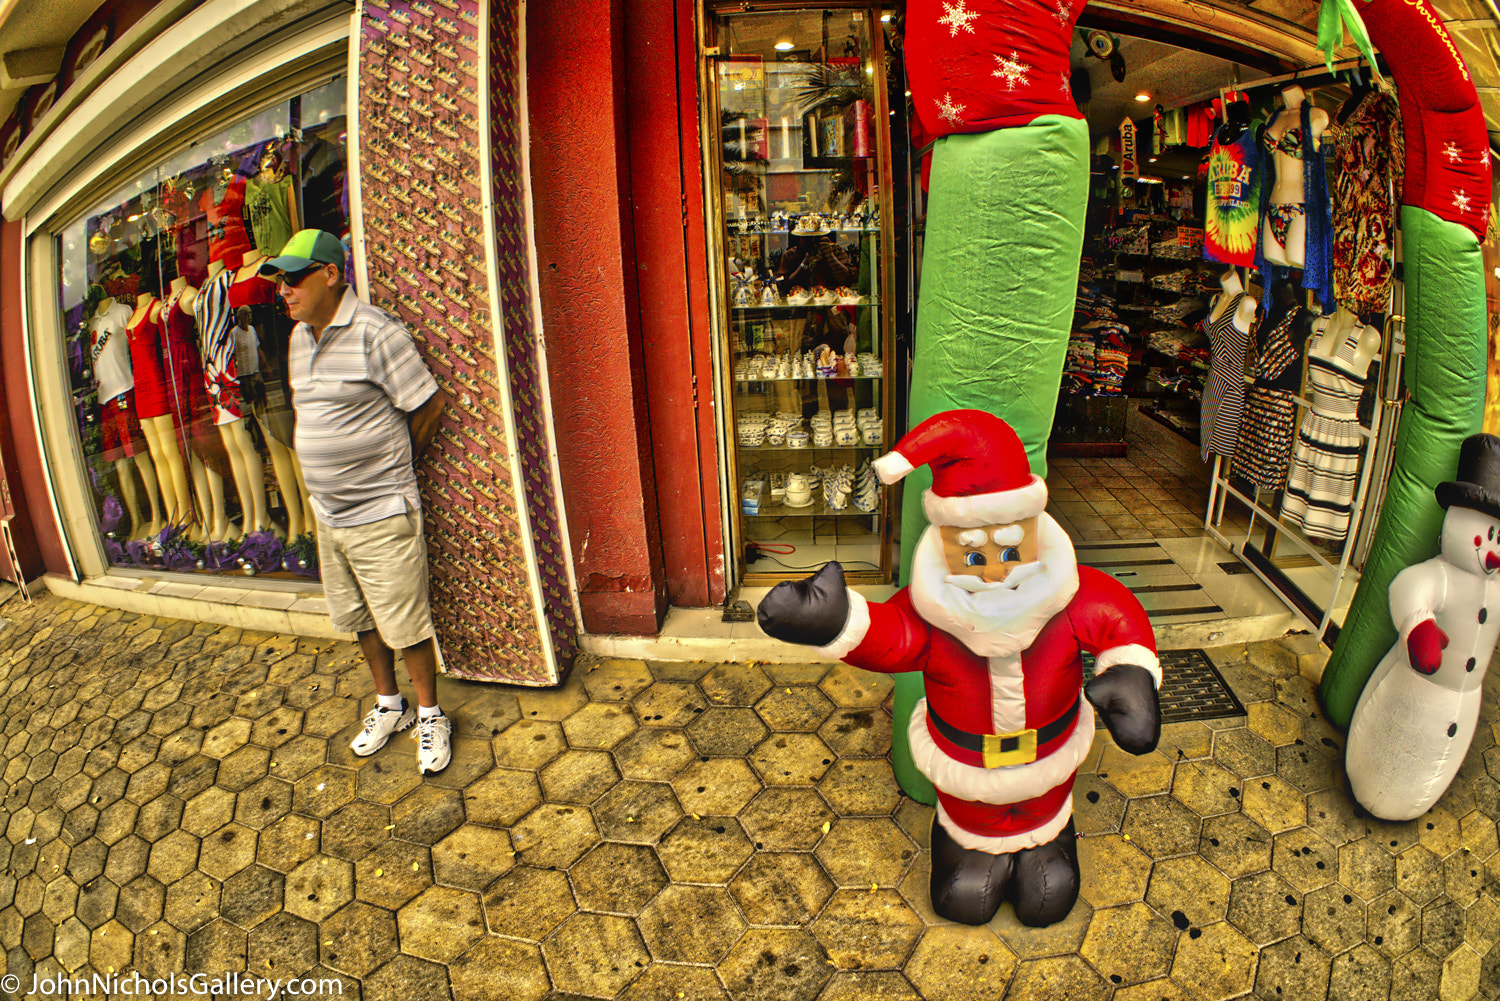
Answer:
[
  {"left": 377, "top": 693, "right": 404, "bottom": 712},
  {"left": 418, "top": 704, "right": 443, "bottom": 720}
]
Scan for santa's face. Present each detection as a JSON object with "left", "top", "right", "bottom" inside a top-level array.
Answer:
[
  {"left": 941, "top": 518, "right": 1039, "bottom": 586},
  {"left": 1443, "top": 505, "right": 1500, "bottom": 576}
]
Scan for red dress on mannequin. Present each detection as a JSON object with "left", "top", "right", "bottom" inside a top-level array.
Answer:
[{"left": 127, "top": 309, "right": 170, "bottom": 420}]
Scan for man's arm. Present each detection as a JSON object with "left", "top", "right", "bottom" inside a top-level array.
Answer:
[{"left": 408, "top": 389, "right": 447, "bottom": 456}]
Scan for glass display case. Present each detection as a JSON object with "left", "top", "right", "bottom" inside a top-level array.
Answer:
[{"left": 710, "top": 6, "right": 894, "bottom": 583}]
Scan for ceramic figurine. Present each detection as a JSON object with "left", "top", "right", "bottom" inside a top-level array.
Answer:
[
  {"left": 758, "top": 410, "right": 1161, "bottom": 927},
  {"left": 1345, "top": 433, "right": 1500, "bottom": 821}
]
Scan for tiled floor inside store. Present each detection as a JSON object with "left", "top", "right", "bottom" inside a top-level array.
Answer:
[{"left": 3, "top": 592, "right": 1500, "bottom": 999}]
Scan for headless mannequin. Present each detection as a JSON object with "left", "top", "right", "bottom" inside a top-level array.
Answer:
[
  {"left": 234, "top": 249, "right": 308, "bottom": 538},
  {"left": 167, "top": 275, "right": 218, "bottom": 544},
  {"left": 1211, "top": 269, "right": 1260, "bottom": 336},
  {"left": 1262, "top": 85, "right": 1330, "bottom": 268},
  {"left": 129, "top": 292, "right": 196, "bottom": 536},
  {"left": 209, "top": 253, "right": 274, "bottom": 538},
  {"left": 1310, "top": 308, "right": 1381, "bottom": 376},
  {"left": 194, "top": 260, "right": 241, "bottom": 542},
  {"left": 95, "top": 296, "right": 163, "bottom": 540}
]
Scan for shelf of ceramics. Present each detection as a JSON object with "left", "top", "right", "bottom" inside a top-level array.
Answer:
[
  {"left": 730, "top": 297, "right": 879, "bottom": 311},
  {"left": 743, "top": 502, "right": 881, "bottom": 518},
  {"left": 738, "top": 443, "right": 881, "bottom": 453},
  {"left": 733, "top": 375, "right": 883, "bottom": 384},
  {"left": 727, "top": 222, "right": 880, "bottom": 234}
]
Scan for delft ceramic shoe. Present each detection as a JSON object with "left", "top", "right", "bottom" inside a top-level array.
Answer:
[{"left": 788, "top": 286, "right": 812, "bottom": 306}]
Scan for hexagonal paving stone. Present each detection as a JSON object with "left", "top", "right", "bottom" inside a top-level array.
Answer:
[
  {"left": 570, "top": 842, "right": 667, "bottom": 915},
  {"left": 1303, "top": 883, "right": 1367, "bottom": 955},
  {"left": 633, "top": 682, "right": 708, "bottom": 728},
  {"left": 1074, "top": 773, "right": 1127, "bottom": 835},
  {"left": 491, "top": 718, "right": 568, "bottom": 770},
  {"left": 818, "top": 758, "right": 901, "bottom": 816},
  {"left": 247, "top": 911, "right": 319, "bottom": 981},
  {"left": 671, "top": 758, "right": 763, "bottom": 817},
  {"left": 461, "top": 767, "right": 541, "bottom": 829},
  {"left": 219, "top": 865, "right": 284, "bottom": 930},
  {"left": 94, "top": 800, "right": 139, "bottom": 847},
  {"left": 162, "top": 870, "right": 219, "bottom": 934},
  {"left": 265, "top": 733, "right": 327, "bottom": 781},
  {"left": 1329, "top": 942, "right": 1392, "bottom": 1000},
  {"left": 355, "top": 754, "right": 424, "bottom": 806},
  {"left": 254, "top": 814, "right": 320, "bottom": 875},
  {"left": 432, "top": 824, "right": 513, "bottom": 891},
  {"left": 810, "top": 888, "right": 922, "bottom": 970},
  {"left": 353, "top": 840, "right": 432, "bottom": 911},
  {"left": 655, "top": 816, "right": 755, "bottom": 884},
  {"left": 561, "top": 701, "right": 639, "bottom": 750},
  {"left": 1145, "top": 855, "right": 1230, "bottom": 929},
  {"left": 1367, "top": 889, "right": 1423, "bottom": 960},
  {"left": 1241, "top": 775, "right": 1307, "bottom": 834},
  {"left": 1254, "top": 934, "right": 1331, "bottom": 1001},
  {"left": 749, "top": 733, "right": 836, "bottom": 786},
  {"left": 594, "top": 780, "right": 682, "bottom": 844},
  {"left": 1004, "top": 954, "right": 1110, "bottom": 1001},
  {"left": 1171, "top": 758, "right": 1244, "bottom": 818},
  {"left": 448, "top": 937, "right": 550, "bottom": 1001},
  {"left": 1097, "top": 746, "right": 1175, "bottom": 798},
  {"left": 363, "top": 954, "right": 453, "bottom": 1000},
  {"left": 1078, "top": 901, "right": 1177, "bottom": 986},
  {"left": 817, "top": 663, "right": 891, "bottom": 709},
  {"left": 904, "top": 924, "right": 1017, "bottom": 998},
  {"left": 730, "top": 851, "right": 834, "bottom": 926},
  {"left": 694, "top": 662, "right": 770, "bottom": 707},
  {"left": 1275, "top": 741, "right": 1340, "bottom": 794},
  {"left": 217, "top": 745, "right": 272, "bottom": 792},
  {"left": 717, "top": 927, "right": 835, "bottom": 1001},
  {"left": 1449, "top": 849, "right": 1487, "bottom": 907},
  {"left": 544, "top": 911, "right": 652, "bottom": 997},
  {"left": 284, "top": 855, "right": 353, "bottom": 923},
  {"left": 391, "top": 784, "right": 465, "bottom": 846},
  {"left": 1393, "top": 947, "right": 1443, "bottom": 999},
  {"left": 1120, "top": 795, "right": 1201, "bottom": 858},
  {"left": 1460, "top": 810, "right": 1499, "bottom": 859},
  {"left": 89, "top": 917, "right": 132, "bottom": 976},
  {"left": 184, "top": 917, "right": 247, "bottom": 973},
  {"left": 637, "top": 883, "right": 747, "bottom": 964},
  {"left": 1340, "top": 838, "right": 1397, "bottom": 901},
  {"left": 1397, "top": 844, "right": 1447, "bottom": 906},
  {"left": 1171, "top": 921, "right": 1257, "bottom": 1000},
  {"left": 581, "top": 658, "right": 656, "bottom": 703},
  {"left": 75, "top": 877, "right": 119, "bottom": 930},
  {"left": 689, "top": 707, "right": 771, "bottom": 757},
  {"left": 1246, "top": 702, "right": 1302, "bottom": 747},
  {"left": 612, "top": 727, "right": 698, "bottom": 783},
  {"left": 510, "top": 803, "right": 600, "bottom": 869},
  {"left": 1227, "top": 869, "right": 1303, "bottom": 945},
  {"left": 755, "top": 686, "right": 836, "bottom": 732},
  {"left": 397, "top": 884, "right": 485, "bottom": 963},
  {"left": 1212, "top": 727, "right": 1275, "bottom": 779},
  {"left": 180, "top": 786, "right": 237, "bottom": 839},
  {"left": 1423, "top": 897, "right": 1466, "bottom": 959},
  {"left": 819, "top": 707, "right": 893, "bottom": 758},
  {"left": 515, "top": 677, "right": 590, "bottom": 721},
  {"left": 115, "top": 875, "right": 166, "bottom": 934},
  {"left": 320, "top": 800, "right": 391, "bottom": 863},
  {"left": 235, "top": 777, "right": 293, "bottom": 831},
  {"left": 482, "top": 866, "right": 575, "bottom": 940},
  {"left": 146, "top": 829, "right": 201, "bottom": 885},
  {"left": 299, "top": 695, "right": 353, "bottom": 736},
  {"left": 816, "top": 818, "right": 916, "bottom": 888},
  {"left": 41, "top": 877, "right": 78, "bottom": 927},
  {"left": 1272, "top": 826, "right": 1339, "bottom": 894},
  {"left": 741, "top": 788, "right": 836, "bottom": 852},
  {"left": 540, "top": 748, "right": 621, "bottom": 804},
  {"left": 292, "top": 764, "right": 358, "bottom": 820},
  {"left": 1078, "top": 834, "right": 1153, "bottom": 909},
  {"left": 618, "top": 963, "right": 731, "bottom": 1001}
]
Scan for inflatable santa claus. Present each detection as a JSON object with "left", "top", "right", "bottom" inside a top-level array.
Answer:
[{"left": 759, "top": 410, "right": 1162, "bottom": 926}]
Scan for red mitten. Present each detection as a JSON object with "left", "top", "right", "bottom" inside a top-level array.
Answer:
[{"left": 1407, "top": 618, "right": 1448, "bottom": 675}]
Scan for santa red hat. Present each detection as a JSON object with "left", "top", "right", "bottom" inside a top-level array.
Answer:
[{"left": 872, "top": 410, "right": 1048, "bottom": 527}]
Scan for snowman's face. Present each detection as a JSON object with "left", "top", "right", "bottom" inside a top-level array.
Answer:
[{"left": 1442, "top": 505, "right": 1500, "bottom": 576}]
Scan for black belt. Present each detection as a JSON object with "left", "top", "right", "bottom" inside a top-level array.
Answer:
[{"left": 927, "top": 696, "right": 1080, "bottom": 769}]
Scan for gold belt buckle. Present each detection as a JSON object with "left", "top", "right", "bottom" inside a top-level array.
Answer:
[{"left": 981, "top": 728, "right": 1037, "bottom": 769}]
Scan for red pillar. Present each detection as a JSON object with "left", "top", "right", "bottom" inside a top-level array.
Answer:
[
  {"left": 0, "top": 218, "right": 63, "bottom": 578},
  {"left": 528, "top": 0, "right": 670, "bottom": 634}
]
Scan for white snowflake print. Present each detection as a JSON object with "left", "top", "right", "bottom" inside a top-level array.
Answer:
[
  {"left": 936, "top": 92, "right": 966, "bottom": 125},
  {"left": 1453, "top": 188, "right": 1473, "bottom": 214},
  {"left": 938, "top": 0, "right": 980, "bottom": 36},
  {"left": 991, "top": 51, "right": 1030, "bottom": 90},
  {"left": 1053, "top": 0, "right": 1075, "bottom": 26},
  {"left": 1060, "top": 72, "right": 1071, "bottom": 94},
  {"left": 1444, "top": 141, "right": 1463, "bottom": 164},
  {"left": 1484, "top": 149, "right": 1492, "bottom": 167}
]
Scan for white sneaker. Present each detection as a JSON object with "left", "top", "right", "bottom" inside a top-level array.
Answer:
[
  {"left": 413, "top": 712, "right": 452, "bottom": 775},
  {"left": 350, "top": 699, "right": 415, "bottom": 756}
]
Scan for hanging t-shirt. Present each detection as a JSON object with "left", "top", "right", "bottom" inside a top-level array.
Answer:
[
  {"left": 91, "top": 299, "right": 135, "bottom": 404},
  {"left": 200, "top": 177, "right": 253, "bottom": 266},
  {"left": 245, "top": 174, "right": 296, "bottom": 257},
  {"left": 1204, "top": 120, "right": 1263, "bottom": 265}
]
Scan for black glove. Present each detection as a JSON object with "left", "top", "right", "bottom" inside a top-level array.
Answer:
[
  {"left": 1084, "top": 664, "right": 1161, "bottom": 755},
  {"left": 757, "top": 562, "right": 850, "bottom": 647}
]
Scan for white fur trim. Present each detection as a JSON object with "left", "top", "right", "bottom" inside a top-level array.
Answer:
[
  {"left": 816, "top": 590, "right": 871, "bottom": 660},
  {"left": 923, "top": 475, "right": 1048, "bottom": 528},
  {"left": 908, "top": 695, "right": 1094, "bottom": 803},
  {"left": 987, "top": 654, "right": 1026, "bottom": 732},
  {"left": 937, "top": 794, "right": 1074, "bottom": 853},
  {"left": 1094, "top": 644, "right": 1162, "bottom": 689},
  {"left": 873, "top": 452, "right": 915, "bottom": 484}
]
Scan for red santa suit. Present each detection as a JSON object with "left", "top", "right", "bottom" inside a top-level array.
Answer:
[{"left": 819, "top": 526, "right": 1158, "bottom": 853}]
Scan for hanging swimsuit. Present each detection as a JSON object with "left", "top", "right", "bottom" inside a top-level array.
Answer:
[{"left": 1263, "top": 126, "right": 1308, "bottom": 247}]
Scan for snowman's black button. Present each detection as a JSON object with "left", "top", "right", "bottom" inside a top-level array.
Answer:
[
  {"left": 1467, "top": 657, "right": 1477, "bottom": 673},
  {"left": 1480, "top": 608, "right": 1489, "bottom": 624},
  {"left": 1448, "top": 723, "right": 1458, "bottom": 737}
]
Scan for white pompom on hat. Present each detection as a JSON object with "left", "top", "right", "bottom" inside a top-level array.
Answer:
[{"left": 871, "top": 409, "right": 1048, "bottom": 528}]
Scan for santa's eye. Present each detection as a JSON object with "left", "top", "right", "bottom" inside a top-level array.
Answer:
[
  {"left": 964, "top": 552, "right": 986, "bottom": 566},
  {"left": 1000, "top": 547, "right": 1020, "bottom": 563}
]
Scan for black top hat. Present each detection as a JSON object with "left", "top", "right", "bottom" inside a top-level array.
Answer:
[{"left": 1435, "top": 433, "right": 1500, "bottom": 521}]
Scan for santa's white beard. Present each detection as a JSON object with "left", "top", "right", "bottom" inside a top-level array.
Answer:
[{"left": 909, "top": 515, "right": 1081, "bottom": 657}]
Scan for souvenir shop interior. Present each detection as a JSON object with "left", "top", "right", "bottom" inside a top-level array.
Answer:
[
  {"left": 1051, "top": 32, "right": 1403, "bottom": 640},
  {"left": 57, "top": 76, "right": 350, "bottom": 584}
]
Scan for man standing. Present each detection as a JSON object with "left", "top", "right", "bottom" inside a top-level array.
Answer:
[{"left": 261, "top": 229, "right": 451, "bottom": 774}]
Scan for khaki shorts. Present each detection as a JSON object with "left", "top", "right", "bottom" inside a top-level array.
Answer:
[{"left": 317, "top": 508, "right": 436, "bottom": 649}]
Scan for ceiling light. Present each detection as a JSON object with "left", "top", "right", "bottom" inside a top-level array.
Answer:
[
  {"left": 881, "top": 13, "right": 892, "bottom": 21},
  {"left": 1148, "top": 157, "right": 1157, "bottom": 163},
  {"left": 775, "top": 41, "right": 794, "bottom": 51},
  {"left": 1134, "top": 92, "right": 1151, "bottom": 102}
]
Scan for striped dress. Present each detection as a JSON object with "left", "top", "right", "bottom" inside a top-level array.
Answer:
[
  {"left": 1200, "top": 291, "right": 1253, "bottom": 462},
  {"left": 1231, "top": 302, "right": 1304, "bottom": 492},
  {"left": 195, "top": 267, "right": 243, "bottom": 424},
  {"left": 1280, "top": 327, "right": 1372, "bottom": 541}
]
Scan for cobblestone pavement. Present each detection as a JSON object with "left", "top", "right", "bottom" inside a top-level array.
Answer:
[{"left": 1, "top": 591, "right": 1499, "bottom": 1000}]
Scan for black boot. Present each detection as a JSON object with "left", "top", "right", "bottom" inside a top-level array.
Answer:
[
  {"left": 1008, "top": 819, "right": 1081, "bottom": 927},
  {"left": 929, "top": 816, "right": 1015, "bottom": 925}
]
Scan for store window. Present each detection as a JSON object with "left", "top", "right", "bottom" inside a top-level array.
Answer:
[{"left": 56, "top": 77, "right": 349, "bottom": 580}]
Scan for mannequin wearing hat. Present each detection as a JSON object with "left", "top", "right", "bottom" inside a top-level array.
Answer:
[
  {"left": 759, "top": 410, "right": 1161, "bottom": 927},
  {"left": 1345, "top": 433, "right": 1500, "bottom": 820}
]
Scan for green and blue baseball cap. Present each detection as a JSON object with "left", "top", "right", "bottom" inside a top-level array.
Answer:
[{"left": 258, "top": 229, "right": 345, "bottom": 277}]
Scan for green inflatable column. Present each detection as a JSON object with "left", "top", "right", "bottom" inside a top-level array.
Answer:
[
  {"left": 1320, "top": 207, "right": 1487, "bottom": 725},
  {"left": 889, "top": 116, "right": 1090, "bottom": 803}
]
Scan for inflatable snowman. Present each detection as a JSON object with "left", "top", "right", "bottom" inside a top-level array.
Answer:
[{"left": 1346, "top": 433, "right": 1500, "bottom": 821}]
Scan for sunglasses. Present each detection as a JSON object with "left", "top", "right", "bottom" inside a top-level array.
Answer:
[{"left": 276, "top": 262, "right": 333, "bottom": 288}]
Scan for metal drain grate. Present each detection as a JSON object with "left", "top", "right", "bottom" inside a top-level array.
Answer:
[{"left": 1083, "top": 648, "right": 1246, "bottom": 724}]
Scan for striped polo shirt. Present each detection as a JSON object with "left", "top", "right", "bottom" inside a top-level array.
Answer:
[{"left": 289, "top": 287, "right": 437, "bottom": 528}]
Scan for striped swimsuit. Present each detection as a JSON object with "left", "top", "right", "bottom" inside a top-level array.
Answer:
[{"left": 1280, "top": 327, "right": 1372, "bottom": 541}]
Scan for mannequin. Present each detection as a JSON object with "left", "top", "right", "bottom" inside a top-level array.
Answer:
[
  {"left": 1261, "top": 85, "right": 1330, "bottom": 268},
  {"left": 171, "top": 276, "right": 235, "bottom": 543},
  {"left": 197, "top": 257, "right": 266, "bottom": 540},
  {"left": 1231, "top": 279, "right": 1312, "bottom": 493},
  {"left": 245, "top": 149, "right": 299, "bottom": 258},
  {"left": 231, "top": 248, "right": 307, "bottom": 538},
  {"left": 1281, "top": 309, "right": 1382, "bottom": 542},
  {"left": 201, "top": 166, "right": 253, "bottom": 266},
  {"left": 127, "top": 291, "right": 196, "bottom": 536},
  {"left": 1200, "top": 269, "right": 1259, "bottom": 463},
  {"left": 92, "top": 293, "right": 163, "bottom": 539}
]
